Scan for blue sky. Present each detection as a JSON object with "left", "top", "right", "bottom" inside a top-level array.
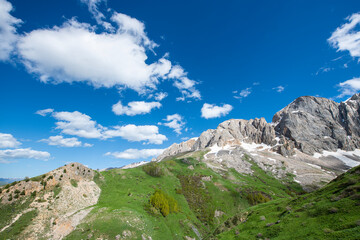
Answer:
[{"left": 1, "top": 0, "right": 360, "bottom": 178}]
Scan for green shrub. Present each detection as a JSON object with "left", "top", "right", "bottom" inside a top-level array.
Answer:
[
  {"left": 24, "top": 177, "right": 30, "bottom": 182},
  {"left": 14, "top": 189, "right": 20, "bottom": 194},
  {"left": 14, "top": 194, "right": 19, "bottom": 199},
  {"left": 53, "top": 185, "right": 61, "bottom": 197},
  {"left": 149, "top": 189, "right": 179, "bottom": 217},
  {"left": 47, "top": 176, "right": 53, "bottom": 181},
  {"left": 143, "top": 162, "right": 163, "bottom": 177},
  {"left": 20, "top": 190, "right": 25, "bottom": 196},
  {"left": 4, "top": 184, "right": 10, "bottom": 189},
  {"left": 8, "top": 195, "right": 12, "bottom": 201},
  {"left": 70, "top": 179, "right": 78, "bottom": 187},
  {"left": 31, "top": 191, "right": 36, "bottom": 197},
  {"left": 63, "top": 169, "right": 67, "bottom": 173},
  {"left": 246, "top": 191, "right": 271, "bottom": 206},
  {"left": 178, "top": 175, "right": 214, "bottom": 224}
]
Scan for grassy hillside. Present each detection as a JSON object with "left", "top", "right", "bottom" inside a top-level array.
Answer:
[
  {"left": 65, "top": 153, "right": 303, "bottom": 239},
  {"left": 216, "top": 165, "right": 360, "bottom": 240},
  {"left": 1, "top": 152, "right": 357, "bottom": 239}
]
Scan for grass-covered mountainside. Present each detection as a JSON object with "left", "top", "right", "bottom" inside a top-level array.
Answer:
[
  {"left": 65, "top": 153, "right": 302, "bottom": 239},
  {"left": 217, "top": 165, "right": 360, "bottom": 240},
  {"left": 0, "top": 152, "right": 359, "bottom": 239}
]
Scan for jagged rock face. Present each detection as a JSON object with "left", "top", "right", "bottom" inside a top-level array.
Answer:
[
  {"left": 157, "top": 94, "right": 360, "bottom": 162},
  {"left": 273, "top": 94, "right": 360, "bottom": 155},
  {"left": 192, "top": 118, "right": 277, "bottom": 150},
  {"left": 156, "top": 138, "right": 197, "bottom": 161}
]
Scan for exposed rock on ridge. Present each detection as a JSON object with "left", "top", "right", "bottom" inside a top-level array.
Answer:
[
  {"left": 157, "top": 93, "right": 360, "bottom": 161},
  {"left": 274, "top": 94, "right": 360, "bottom": 155}
]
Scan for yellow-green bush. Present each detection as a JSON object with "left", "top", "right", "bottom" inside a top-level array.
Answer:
[
  {"left": 149, "top": 189, "right": 179, "bottom": 217},
  {"left": 246, "top": 191, "right": 271, "bottom": 205}
]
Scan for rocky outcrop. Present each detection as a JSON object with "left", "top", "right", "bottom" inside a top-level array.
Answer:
[
  {"left": 0, "top": 162, "right": 101, "bottom": 240},
  {"left": 274, "top": 94, "right": 360, "bottom": 155},
  {"left": 154, "top": 94, "right": 360, "bottom": 189},
  {"left": 158, "top": 93, "right": 360, "bottom": 161},
  {"left": 192, "top": 118, "right": 277, "bottom": 150},
  {"left": 156, "top": 138, "right": 198, "bottom": 161}
]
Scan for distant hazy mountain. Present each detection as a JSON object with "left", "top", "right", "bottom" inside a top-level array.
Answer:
[{"left": 0, "top": 178, "right": 23, "bottom": 186}]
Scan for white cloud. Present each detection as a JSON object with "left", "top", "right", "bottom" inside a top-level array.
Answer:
[
  {"left": 43, "top": 110, "right": 167, "bottom": 144},
  {"left": 315, "top": 67, "right": 333, "bottom": 75},
  {"left": 0, "top": 0, "right": 22, "bottom": 61},
  {"left": 103, "top": 124, "right": 167, "bottom": 144},
  {"left": 154, "top": 92, "right": 168, "bottom": 101},
  {"left": 328, "top": 12, "right": 360, "bottom": 58},
  {"left": 201, "top": 103, "right": 233, "bottom": 119},
  {"left": 234, "top": 87, "right": 251, "bottom": 99},
  {"left": 105, "top": 148, "right": 164, "bottom": 159},
  {"left": 35, "top": 108, "right": 54, "bottom": 116},
  {"left": 53, "top": 111, "right": 104, "bottom": 139},
  {"left": 40, "top": 135, "right": 92, "bottom": 147},
  {"left": 80, "top": 0, "right": 113, "bottom": 30},
  {"left": 112, "top": 101, "right": 161, "bottom": 116},
  {"left": 0, "top": 133, "right": 21, "bottom": 148},
  {"left": 17, "top": 17, "right": 171, "bottom": 93},
  {"left": 240, "top": 88, "right": 251, "bottom": 97},
  {"left": 273, "top": 85, "right": 285, "bottom": 93},
  {"left": 159, "top": 114, "right": 185, "bottom": 134},
  {"left": 0, "top": 148, "right": 50, "bottom": 162},
  {"left": 4, "top": 1, "right": 200, "bottom": 99},
  {"left": 336, "top": 77, "right": 360, "bottom": 98},
  {"left": 168, "top": 65, "right": 201, "bottom": 101}
]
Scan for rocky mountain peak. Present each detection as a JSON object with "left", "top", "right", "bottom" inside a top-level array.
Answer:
[
  {"left": 274, "top": 94, "right": 360, "bottom": 155},
  {"left": 157, "top": 93, "right": 360, "bottom": 161}
]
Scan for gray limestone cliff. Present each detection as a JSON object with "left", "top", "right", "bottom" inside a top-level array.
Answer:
[{"left": 157, "top": 93, "right": 360, "bottom": 161}]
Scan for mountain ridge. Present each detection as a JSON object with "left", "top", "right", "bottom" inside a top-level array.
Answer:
[{"left": 156, "top": 94, "right": 360, "bottom": 190}]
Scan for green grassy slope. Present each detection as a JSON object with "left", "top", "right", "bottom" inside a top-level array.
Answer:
[
  {"left": 65, "top": 153, "right": 303, "bottom": 239},
  {"left": 216, "top": 165, "right": 360, "bottom": 240}
]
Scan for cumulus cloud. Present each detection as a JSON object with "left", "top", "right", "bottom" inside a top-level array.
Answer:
[
  {"left": 168, "top": 65, "right": 201, "bottom": 101},
  {"left": 103, "top": 124, "right": 167, "bottom": 144},
  {"left": 273, "top": 85, "right": 285, "bottom": 93},
  {"left": 328, "top": 12, "right": 360, "bottom": 58},
  {"left": 159, "top": 114, "right": 185, "bottom": 134},
  {"left": 0, "top": 148, "right": 50, "bottom": 163},
  {"left": 17, "top": 18, "right": 172, "bottom": 93},
  {"left": 35, "top": 108, "right": 54, "bottom": 116},
  {"left": 336, "top": 77, "right": 360, "bottom": 98},
  {"left": 0, "top": 133, "right": 21, "bottom": 148},
  {"left": 112, "top": 101, "right": 161, "bottom": 116},
  {"left": 53, "top": 111, "right": 104, "bottom": 139},
  {"left": 41, "top": 109, "right": 167, "bottom": 144},
  {"left": 0, "top": 0, "right": 22, "bottom": 61},
  {"left": 1, "top": 0, "right": 201, "bottom": 99},
  {"left": 201, "top": 103, "right": 233, "bottom": 119},
  {"left": 105, "top": 148, "right": 164, "bottom": 159},
  {"left": 40, "top": 135, "right": 93, "bottom": 147}
]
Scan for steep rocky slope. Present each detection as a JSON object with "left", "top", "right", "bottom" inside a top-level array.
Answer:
[
  {"left": 157, "top": 94, "right": 360, "bottom": 190},
  {"left": 0, "top": 163, "right": 100, "bottom": 240}
]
